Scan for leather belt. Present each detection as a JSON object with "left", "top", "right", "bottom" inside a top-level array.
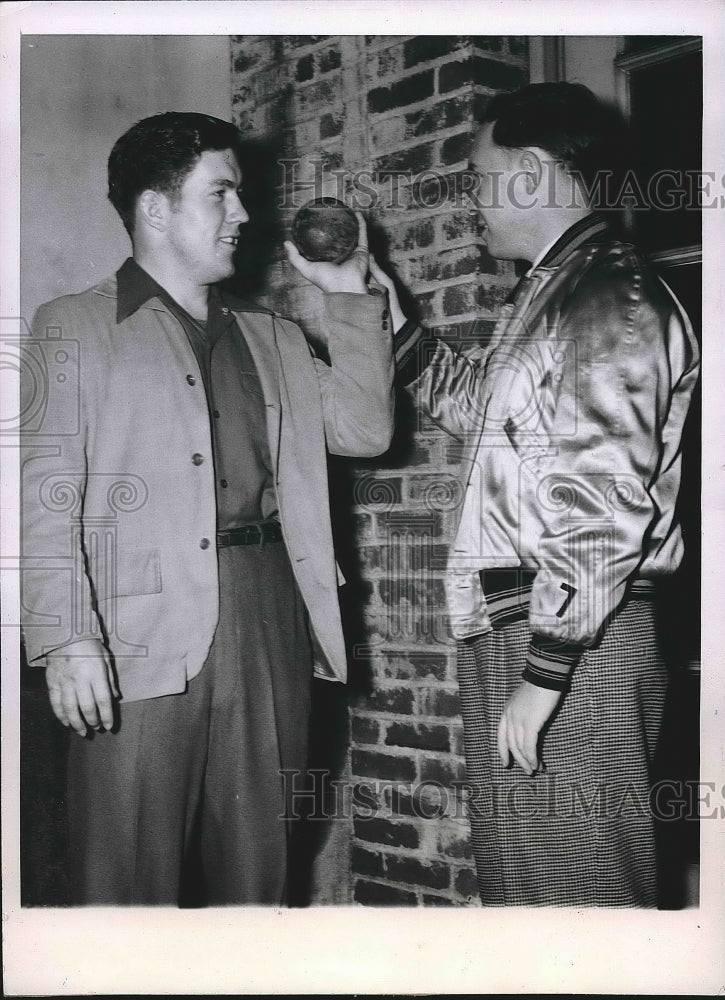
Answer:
[{"left": 216, "top": 522, "right": 283, "bottom": 548}]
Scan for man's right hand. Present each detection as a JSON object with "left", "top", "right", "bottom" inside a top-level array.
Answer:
[{"left": 45, "top": 638, "right": 119, "bottom": 736}]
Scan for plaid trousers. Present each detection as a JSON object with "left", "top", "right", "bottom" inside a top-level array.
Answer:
[{"left": 456, "top": 598, "right": 668, "bottom": 907}]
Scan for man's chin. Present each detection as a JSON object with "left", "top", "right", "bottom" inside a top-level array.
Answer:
[{"left": 207, "top": 263, "right": 236, "bottom": 284}]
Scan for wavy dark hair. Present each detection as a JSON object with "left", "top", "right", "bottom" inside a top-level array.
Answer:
[
  {"left": 482, "top": 82, "right": 631, "bottom": 208},
  {"left": 108, "top": 112, "right": 243, "bottom": 236}
]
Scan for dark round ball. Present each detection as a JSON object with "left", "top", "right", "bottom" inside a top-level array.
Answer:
[{"left": 291, "top": 197, "right": 359, "bottom": 264}]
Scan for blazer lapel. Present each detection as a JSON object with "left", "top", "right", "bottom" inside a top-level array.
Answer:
[{"left": 231, "top": 310, "right": 282, "bottom": 473}]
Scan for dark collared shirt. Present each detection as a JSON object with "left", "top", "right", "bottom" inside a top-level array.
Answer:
[{"left": 117, "top": 257, "right": 277, "bottom": 528}]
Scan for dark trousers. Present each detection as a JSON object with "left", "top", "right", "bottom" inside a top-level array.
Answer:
[{"left": 66, "top": 541, "right": 313, "bottom": 905}]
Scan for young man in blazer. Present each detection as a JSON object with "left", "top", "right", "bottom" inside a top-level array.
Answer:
[{"left": 21, "top": 112, "right": 394, "bottom": 905}]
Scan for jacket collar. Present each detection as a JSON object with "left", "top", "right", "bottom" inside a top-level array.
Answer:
[{"left": 535, "top": 214, "right": 611, "bottom": 271}]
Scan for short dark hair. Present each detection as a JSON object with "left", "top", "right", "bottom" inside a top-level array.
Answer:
[
  {"left": 482, "top": 82, "right": 630, "bottom": 200},
  {"left": 108, "top": 112, "right": 242, "bottom": 236}
]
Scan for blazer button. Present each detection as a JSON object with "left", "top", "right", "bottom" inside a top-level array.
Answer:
[
  {"left": 200, "top": 538, "right": 210, "bottom": 550},
  {"left": 186, "top": 374, "right": 196, "bottom": 386},
  {"left": 220, "top": 479, "right": 228, "bottom": 488},
  {"left": 192, "top": 453, "right": 204, "bottom": 465},
  {"left": 382, "top": 308, "right": 390, "bottom": 319}
]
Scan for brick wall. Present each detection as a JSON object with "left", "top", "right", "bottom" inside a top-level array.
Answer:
[{"left": 230, "top": 35, "right": 529, "bottom": 905}]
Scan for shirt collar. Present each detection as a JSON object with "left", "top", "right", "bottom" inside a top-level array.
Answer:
[
  {"left": 116, "top": 257, "right": 239, "bottom": 330},
  {"left": 116, "top": 257, "right": 170, "bottom": 324}
]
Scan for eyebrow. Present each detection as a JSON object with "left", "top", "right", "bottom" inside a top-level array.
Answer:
[{"left": 209, "top": 178, "right": 243, "bottom": 189}]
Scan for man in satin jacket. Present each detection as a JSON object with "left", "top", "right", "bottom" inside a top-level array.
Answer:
[
  {"left": 365, "top": 84, "right": 699, "bottom": 906},
  {"left": 21, "top": 112, "right": 394, "bottom": 905}
]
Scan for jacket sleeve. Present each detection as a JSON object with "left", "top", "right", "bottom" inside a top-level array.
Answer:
[
  {"left": 523, "top": 251, "right": 700, "bottom": 690},
  {"left": 394, "top": 319, "right": 491, "bottom": 440},
  {"left": 314, "top": 288, "right": 395, "bottom": 457},
  {"left": 20, "top": 301, "right": 101, "bottom": 663}
]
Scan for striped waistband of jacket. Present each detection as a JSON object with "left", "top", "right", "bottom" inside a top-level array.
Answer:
[{"left": 480, "top": 569, "right": 656, "bottom": 629}]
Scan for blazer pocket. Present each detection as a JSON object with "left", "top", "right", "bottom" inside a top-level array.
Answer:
[{"left": 93, "top": 546, "right": 163, "bottom": 601}]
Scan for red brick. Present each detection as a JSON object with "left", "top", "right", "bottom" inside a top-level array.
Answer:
[
  {"left": 410, "top": 542, "right": 449, "bottom": 572},
  {"left": 453, "top": 864, "right": 480, "bottom": 900},
  {"left": 417, "top": 686, "right": 461, "bottom": 717},
  {"left": 378, "top": 577, "right": 446, "bottom": 612},
  {"left": 295, "top": 54, "right": 314, "bottom": 82},
  {"left": 441, "top": 131, "right": 472, "bottom": 167},
  {"left": 477, "top": 279, "right": 512, "bottom": 313},
  {"left": 351, "top": 748, "right": 416, "bottom": 782},
  {"left": 371, "top": 650, "right": 447, "bottom": 682},
  {"left": 389, "top": 218, "right": 436, "bottom": 253},
  {"left": 295, "top": 78, "right": 339, "bottom": 115},
  {"left": 368, "top": 70, "right": 435, "bottom": 115},
  {"left": 437, "top": 822, "right": 474, "bottom": 861},
  {"left": 439, "top": 55, "right": 527, "bottom": 95},
  {"left": 353, "top": 474, "right": 404, "bottom": 508},
  {"left": 403, "top": 36, "right": 466, "bottom": 69},
  {"left": 452, "top": 725, "right": 466, "bottom": 757},
  {"left": 407, "top": 472, "right": 464, "bottom": 512},
  {"left": 351, "top": 714, "right": 382, "bottom": 745},
  {"left": 422, "top": 893, "right": 457, "bottom": 905},
  {"left": 407, "top": 248, "right": 479, "bottom": 285},
  {"left": 319, "top": 45, "right": 342, "bottom": 74},
  {"left": 472, "top": 36, "right": 504, "bottom": 54},
  {"left": 377, "top": 510, "right": 444, "bottom": 537},
  {"left": 385, "top": 855, "right": 451, "bottom": 890},
  {"left": 388, "top": 783, "right": 448, "bottom": 821},
  {"left": 284, "top": 35, "right": 329, "bottom": 50},
  {"left": 319, "top": 112, "right": 343, "bottom": 140},
  {"left": 353, "top": 816, "right": 420, "bottom": 848},
  {"left": 351, "top": 844, "right": 386, "bottom": 878},
  {"left": 350, "top": 685, "right": 415, "bottom": 715},
  {"left": 419, "top": 754, "right": 467, "bottom": 786},
  {"left": 507, "top": 36, "right": 529, "bottom": 58},
  {"left": 366, "top": 43, "right": 405, "bottom": 82},
  {"left": 442, "top": 280, "right": 481, "bottom": 317},
  {"left": 385, "top": 722, "right": 451, "bottom": 752},
  {"left": 374, "top": 141, "right": 435, "bottom": 175},
  {"left": 442, "top": 211, "right": 479, "bottom": 243},
  {"left": 354, "top": 879, "right": 417, "bottom": 905}
]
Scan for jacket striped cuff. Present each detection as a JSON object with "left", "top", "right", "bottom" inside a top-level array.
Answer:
[
  {"left": 394, "top": 319, "right": 426, "bottom": 384},
  {"left": 523, "top": 634, "right": 584, "bottom": 691}
]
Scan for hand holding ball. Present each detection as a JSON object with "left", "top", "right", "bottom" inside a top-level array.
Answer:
[{"left": 291, "top": 197, "right": 360, "bottom": 265}]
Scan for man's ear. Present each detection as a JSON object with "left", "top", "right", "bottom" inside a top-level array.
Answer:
[
  {"left": 519, "top": 149, "right": 543, "bottom": 196},
  {"left": 137, "top": 189, "right": 168, "bottom": 234}
]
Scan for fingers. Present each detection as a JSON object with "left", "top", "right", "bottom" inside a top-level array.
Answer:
[
  {"left": 521, "top": 725, "right": 540, "bottom": 775},
  {"left": 368, "top": 257, "right": 392, "bottom": 291},
  {"left": 46, "top": 674, "right": 71, "bottom": 730},
  {"left": 353, "top": 211, "right": 369, "bottom": 253},
  {"left": 45, "top": 651, "right": 117, "bottom": 737},
  {"left": 497, "top": 711, "right": 539, "bottom": 775},
  {"left": 506, "top": 718, "right": 535, "bottom": 775},
  {"left": 496, "top": 711, "right": 510, "bottom": 768},
  {"left": 283, "top": 239, "right": 314, "bottom": 280}
]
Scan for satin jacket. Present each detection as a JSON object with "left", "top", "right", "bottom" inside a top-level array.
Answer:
[
  {"left": 395, "top": 216, "right": 699, "bottom": 688},
  {"left": 21, "top": 273, "right": 394, "bottom": 702}
]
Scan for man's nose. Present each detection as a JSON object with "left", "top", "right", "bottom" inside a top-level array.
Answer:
[{"left": 228, "top": 194, "right": 249, "bottom": 225}]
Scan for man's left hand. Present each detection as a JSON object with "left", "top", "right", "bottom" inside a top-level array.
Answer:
[
  {"left": 284, "top": 211, "right": 369, "bottom": 294},
  {"left": 497, "top": 681, "right": 562, "bottom": 775}
]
